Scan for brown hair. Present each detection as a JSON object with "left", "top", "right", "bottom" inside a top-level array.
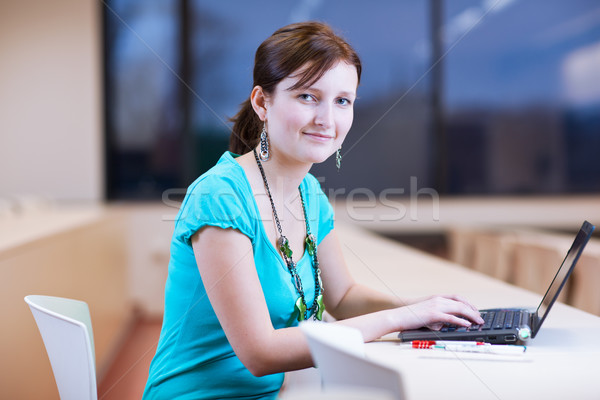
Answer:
[{"left": 229, "top": 21, "right": 362, "bottom": 155}]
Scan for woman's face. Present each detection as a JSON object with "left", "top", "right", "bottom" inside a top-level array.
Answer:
[{"left": 264, "top": 61, "right": 358, "bottom": 166}]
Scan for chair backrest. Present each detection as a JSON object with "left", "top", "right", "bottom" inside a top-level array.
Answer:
[
  {"left": 512, "top": 240, "right": 568, "bottom": 300},
  {"left": 280, "top": 388, "right": 395, "bottom": 400},
  {"left": 25, "top": 295, "right": 98, "bottom": 400},
  {"left": 299, "top": 322, "right": 405, "bottom": 400}
]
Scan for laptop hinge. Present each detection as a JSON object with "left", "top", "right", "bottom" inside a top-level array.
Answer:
[{"left": 530, "top": 313, "right": 539, "bottom": 337}]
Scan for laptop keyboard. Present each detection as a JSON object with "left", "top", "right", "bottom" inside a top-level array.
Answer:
[{"left": 441, "top": 310, "right": 525, "bottom": 332}]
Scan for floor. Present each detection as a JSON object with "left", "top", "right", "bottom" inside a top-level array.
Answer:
[{"left": 97, "top": 318, "right": 162, "bottom": 400}]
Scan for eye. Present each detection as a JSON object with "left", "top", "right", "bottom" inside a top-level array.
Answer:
[
  {"left": 336, "top": 97, "right": 352, "bottom": 106},
  {"left": 298, "top": 93, "right": 316, "bottom": 102}
]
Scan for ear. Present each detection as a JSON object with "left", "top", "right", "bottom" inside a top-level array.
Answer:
[{"left": 250, "top": 85, "right": 268, "bottom": 121}]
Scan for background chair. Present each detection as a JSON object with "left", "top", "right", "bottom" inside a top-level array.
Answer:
[
  {"left": 512, "top": 239, "right": 569, "bottom": 302},
  {"left": 24, "top": 295, "right": 97, "bottom": 400},
  {"left": 446, "top": 226, "right": 477, "bottom": 269},
  {"left": 569, "top": 252, "right": 600, "bottom": 316},
  {"left": 470, "top": 230, "right": 518, "bottom": 282},
  {"left": 299, "top": 322, "right": 405, "bottom": 400}
]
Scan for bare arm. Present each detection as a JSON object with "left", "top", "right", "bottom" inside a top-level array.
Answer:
[
  {"left": 192, "top": 226, "right": 483, "bottom": 376},
  {"left": 317, "top": 229, "right": 407, "bottom": 319},
  {"left": 192, "top": 226, "right": 313, "bottom": 377},
  {"left": 317, "top": 229, "right": 484, "bottom": 341}
]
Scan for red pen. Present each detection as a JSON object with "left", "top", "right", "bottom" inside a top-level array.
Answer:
[{"left": 411, "top": 340, "right": 488, "bottom": 349}]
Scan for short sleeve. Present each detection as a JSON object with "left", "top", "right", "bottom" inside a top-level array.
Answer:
[
  {"left": 173, "top": 173, "right": 256, "bottom": 246},
  {"left": 303, "top": 174, "right": 335, "bottom": 244}
]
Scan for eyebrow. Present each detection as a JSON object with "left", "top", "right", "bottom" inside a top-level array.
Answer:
[
  {"left": 286, "top": 86, "right": 356, "bottom": 98},
  {"left": 337, "top": 90, "right": 357, "bottom": 98}
]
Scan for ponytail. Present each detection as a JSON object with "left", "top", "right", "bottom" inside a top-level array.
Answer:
[{"left": 229, "top": 98, "right": 262, "bottom": 155}]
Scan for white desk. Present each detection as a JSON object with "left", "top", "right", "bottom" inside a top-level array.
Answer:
[
  {"left": 300, "top": 222, "right": 600, "bottom": 400},
  {"left": 367, "top": 307, "right": 600, "bottom": 399}
]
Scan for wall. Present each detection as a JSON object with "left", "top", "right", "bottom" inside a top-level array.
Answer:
[
  {"left": 0, "top": 0, "right": 103, "bottom": 201},
  {"left": 1, "top": 208, "right": 131, "bottom": 399},
  {"left": 124, "top": 203, "right": 174, "bottom": 317}
]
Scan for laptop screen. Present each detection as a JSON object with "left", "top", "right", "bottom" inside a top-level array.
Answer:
[{"left": 533, "top": 221, "right": 595, "bottom": 335}]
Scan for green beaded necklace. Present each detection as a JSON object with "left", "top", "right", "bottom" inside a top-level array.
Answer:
[{"left": 253, "top": 149, "right": 325, "bottom": 321}]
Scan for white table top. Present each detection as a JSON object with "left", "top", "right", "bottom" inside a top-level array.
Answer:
[{"left": 335, "top": 221, "right": 600, "bottom": 400}]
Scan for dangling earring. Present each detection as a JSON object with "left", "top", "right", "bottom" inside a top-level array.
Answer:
[
  {"left": 259, "top": 123, "right": 270, "bottom": 161},
  {"left": 335, "top": 145, "right": 342, "bottom": 171}
]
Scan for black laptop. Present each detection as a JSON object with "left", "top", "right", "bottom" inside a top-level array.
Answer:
[{"left": 399, "top": 221, "right": 595, "bottom": 344}]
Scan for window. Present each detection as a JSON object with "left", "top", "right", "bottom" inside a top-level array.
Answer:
[
  {"left": 443, "top": 0, "right": 600, "bottom": 194},
  {"left": 104, "top": 1, "right": 600, "bottom": 200},
  {"left": 104, "top": 0, "right": 183, "bottom": 199}
]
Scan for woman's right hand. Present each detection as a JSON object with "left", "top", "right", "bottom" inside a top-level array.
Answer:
[{"left": 393, "top": 295, "right": 485, "bottom": 331}]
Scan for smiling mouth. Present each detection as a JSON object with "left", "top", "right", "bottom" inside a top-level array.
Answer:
[{"left": 304, "top": 132, "right": 334, "bottom": 140}]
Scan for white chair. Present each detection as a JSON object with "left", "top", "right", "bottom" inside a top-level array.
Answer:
[
  {"left": 24, "top": 295, "right": 98, "bottom": 400},
  {"left": 279, "top": 388, "right": 395, "bottom": 400},
  {"left": 299, "top": 322, "right": 405, "bottom": 400}
]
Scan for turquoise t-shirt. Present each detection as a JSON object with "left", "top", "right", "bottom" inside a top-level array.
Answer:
[{"left": 142, "top": 152, "right": 334, "bottom": 400}]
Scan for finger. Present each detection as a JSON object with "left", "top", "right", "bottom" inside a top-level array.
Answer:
[
  {"left": 442, "top": 294, "right": 479, "bottom": 311},
  {"left": 427, "top": 322, "right": 444, "bottom": 331},
  {"left": 440, "top": 298, "right": 484, "bottom": 325},
  {"left": 459, "top": 307, "right": 484, "bottom": 325},
  {"left": 444, "top": 314, "right": 473, "bottom": 327},
  {"left": 425, "top": 312, "right": 471, "bottom": 328}
]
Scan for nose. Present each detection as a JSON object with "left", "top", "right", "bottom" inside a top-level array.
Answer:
[{"left": 314, "top": 103, "right": 334, "bottom": 129}]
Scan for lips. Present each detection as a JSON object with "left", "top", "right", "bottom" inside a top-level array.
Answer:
[{"left": 304, "top": 132, "right": 334, "bottom": 141}]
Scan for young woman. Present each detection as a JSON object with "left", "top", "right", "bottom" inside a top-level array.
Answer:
[{"left": 143, "top": 21, "right": 483, "bottom": 400}]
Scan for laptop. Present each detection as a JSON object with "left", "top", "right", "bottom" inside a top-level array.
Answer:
[{"left": 398, "top": 221, "right": 596, "bottom": 344}]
